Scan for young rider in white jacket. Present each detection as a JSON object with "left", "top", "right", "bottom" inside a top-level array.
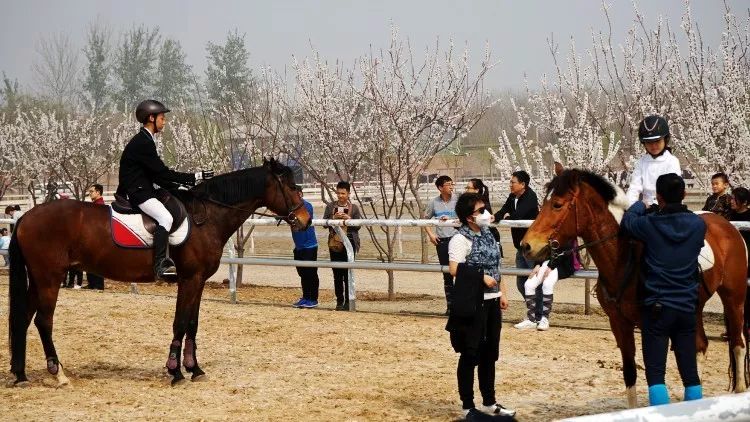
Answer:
[{"left": 626, "top": 115, "right": 682, "bottom": 206}]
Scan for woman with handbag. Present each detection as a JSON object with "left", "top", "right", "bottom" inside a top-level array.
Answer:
[
  {"left": 323, "top": 181, "right": 362, "bottom": 310},
  {"left": 446, "top": 192, "right": 515, "bottom": 421}
]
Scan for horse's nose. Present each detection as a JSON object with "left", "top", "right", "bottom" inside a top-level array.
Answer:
[{"left": 520, "top": 241, "right": 531, "bottom": 255}]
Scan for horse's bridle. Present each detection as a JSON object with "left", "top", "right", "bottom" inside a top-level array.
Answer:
[
  {"left": 201, "top": 173, "right": 304, "bottom": 228},
  {"left": 250, "top": 173, "right": 304, "bottom": 228},
  {"left": 546, "top": 188, "right": 618, "bottom": 263}
]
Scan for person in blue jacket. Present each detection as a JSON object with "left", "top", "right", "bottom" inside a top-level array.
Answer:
[
  {"left": 621, "top": 173, "right": 705, "bottom": 406},
  {"left": 290, "top": 185, "right": 320, "bottom": 308}
]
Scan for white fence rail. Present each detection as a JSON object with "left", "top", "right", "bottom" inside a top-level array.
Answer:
[{"left": 3, "top": 216, "right": 748, "bottom": 310}]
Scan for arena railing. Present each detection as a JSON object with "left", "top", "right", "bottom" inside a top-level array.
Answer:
[
  {"left": 4, "top": 217, "right": 747, "bottom": 312},
  {"left": 227, "top": 219, "right": 750, "bottom": 310}
]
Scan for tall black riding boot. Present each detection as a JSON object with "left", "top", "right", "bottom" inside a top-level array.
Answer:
[{"left": 153, "top": 225, "right": 177, "bottom": 279}]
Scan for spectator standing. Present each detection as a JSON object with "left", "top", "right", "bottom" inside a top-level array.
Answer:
[
  {"left": 626, "top": 115, "right": 682, "bottom": 207},
  {"left": 702, "top": 172, "right": 732, "bottom": 219},
  {"left": 425, "top": 175, "right": 458, "bottom": 315},
  {"left": 85, "top": 184, "right": 106, "bottom": 290},
  {"left": 622, "top": 173, "right": 704, "bottom": 406},
  {"left": 446, "top": 192, "right": 515, "bottom": 421},
  {"left": 493, "top": 171, "right": 541, "bottom": 328},
  {"left": 729, "top": 186, "right": 750, "bottom": 338},
  {"left": 323, "top": 181, "right": 362, "bottom": 310},
  {"left": 5, "top": 205, "right": 24, "bottom": 233},
  {"left": 0, "top": 228, "right": 10, "bottom": 266},
  {"left": 290, "top": 185, "right": 320, "bottom": 309},
  {"left": 465, "top": 178, "right": 501, "bottom": 247}
]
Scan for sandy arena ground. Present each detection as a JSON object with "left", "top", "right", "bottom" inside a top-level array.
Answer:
[{"left": 0, "top": 277, "right": 737, "bottom": 421}]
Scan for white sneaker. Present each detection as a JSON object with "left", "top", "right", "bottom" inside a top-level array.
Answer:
[
  {"left": 514, "top": 319, "right": 537, "bottom": 330},
  {"left": 481, "top": 403, "right": 517, "bottom": 417},
  {"left": 537, "top": 317, "right": 550, "bottom": 331},
  {"left": 73, "top": 284, "right": 82, "bottom": 290}
]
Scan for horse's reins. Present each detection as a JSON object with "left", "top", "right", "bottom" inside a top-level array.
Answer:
[
  {"left": 196, "top": 173, "right": 303, "bottom": 227},
  {"left": 546, "top": 188, "right": 635, "bottom": 307}
]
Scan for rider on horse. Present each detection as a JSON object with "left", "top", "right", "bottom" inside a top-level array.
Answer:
[
  {"left": 626, "top": 115, "right": 682, "bottom": 207},
  {"left": 117, "top": 100, "right": 213, "bottom": 279}
]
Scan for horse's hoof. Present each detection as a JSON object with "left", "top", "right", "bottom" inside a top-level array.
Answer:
[
  {"left": 10, "top": 380, "right": 30, "bottom": 388},
  {"left": 56, "top": 381, "right": 71, "bottom": 389},
  {"left": 171, "top": 377, "right": 188, "bottom": 387},
  {"left": 191, "top": 373, "right": 207, "bottom": 382}
]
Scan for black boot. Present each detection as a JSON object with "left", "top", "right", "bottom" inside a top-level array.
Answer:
[{"left": 153, "top": 225, "right": 177, "bottom": 279}]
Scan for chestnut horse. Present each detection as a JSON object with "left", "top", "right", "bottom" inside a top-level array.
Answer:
[
  {"left": 9, "top": 158, "right": 311, "bottom": 387},
  {"left": 520, "top": 165, "right": 747, "bottom": 407}
]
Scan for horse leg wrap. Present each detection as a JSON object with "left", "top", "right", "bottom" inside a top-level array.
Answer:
[
  {"left": 183, "top": 339, "right": 196, "bottom": 369},
  {"left": 166, "top": 340, "right": 181, "bottom": 371},
  {"left": 46, "top": 357, "right": 59, "bottom": 375}
]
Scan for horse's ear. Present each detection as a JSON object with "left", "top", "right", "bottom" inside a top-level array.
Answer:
[{"left": 554, "top": 161, "right": 564, "bottom": 176}]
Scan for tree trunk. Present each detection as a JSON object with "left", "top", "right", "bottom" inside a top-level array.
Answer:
[
  {"left": 387, "top": 269, "right": 395, "bottom": 300},
  {"left": 420, "top": 230, "right": 429, "bottom": 264},
  {"left": 234, "top": 228, "right": 246, "bottom": 287}
]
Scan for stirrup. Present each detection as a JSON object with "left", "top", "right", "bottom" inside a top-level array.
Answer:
[{"left": 156, "top": 259, "right": 177, "bottom": 279}]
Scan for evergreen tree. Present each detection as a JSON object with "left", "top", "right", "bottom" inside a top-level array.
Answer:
[
  {"left": 155, "top": 39, "right": 193, "bottom": 106},
  {"left": 205, "top": 29, "right": 252, "bottom": 108},
  {"left": 81, "top": 23, "right": 112, "bottom": 113},
  {"left": 112, "top": 25, "right": 161, "bottom": 110}
]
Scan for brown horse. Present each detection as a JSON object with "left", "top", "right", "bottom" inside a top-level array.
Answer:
[
  {"left": 9, "top": 158, "right": 311, "bottom": 387},
  {"left": 520, "top": 164, "right": 748, "bottom": 407}
]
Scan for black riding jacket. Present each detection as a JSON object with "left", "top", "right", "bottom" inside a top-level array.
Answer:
[{"left": 117, "top": 128, "right": 196, "bottom": 205}]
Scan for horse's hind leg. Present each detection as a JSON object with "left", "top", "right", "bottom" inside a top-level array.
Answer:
[
  {"left": 33, "top": 276, "right": 70, "bottom": 388},
  {"left": 718, "top": 285, "right": 747, "bottom": 393},
  {"left": 11, "top": 280, "right": 41, "bottom": 386}
]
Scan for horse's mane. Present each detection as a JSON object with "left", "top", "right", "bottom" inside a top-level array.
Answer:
[
  {"left": 546, "top": 168, "right": 629, "bottom": 222},
  {"left": 188, "top": 167, "right": 269, "bottom": 205},
  {"left": 547, "top": 169, "right": 616, "bottom": 201}
]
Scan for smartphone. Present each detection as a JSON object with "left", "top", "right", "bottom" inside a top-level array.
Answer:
[{"left": 337, "top": 206, "right": 349, "bottom": 214}]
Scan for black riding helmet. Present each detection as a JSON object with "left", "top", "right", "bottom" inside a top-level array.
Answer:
[
  {"left": 135, "top": 99, "right": 170, "bottom": 125},
  {"left": 638, "top": 115, "right": 670, "bottom": 144}
]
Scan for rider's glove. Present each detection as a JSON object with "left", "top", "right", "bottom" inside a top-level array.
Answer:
[{"left": 195, "top": 169, "right": 214, "bottom": 182}]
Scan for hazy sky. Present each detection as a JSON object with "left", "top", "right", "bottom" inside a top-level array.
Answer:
[{"left": 1, "top": 1, "right": 746, "bottom": 93}]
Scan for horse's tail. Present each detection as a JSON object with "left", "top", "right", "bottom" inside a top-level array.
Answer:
[{"left": 8, "top": 219, "right": 29, "bottom": 374}]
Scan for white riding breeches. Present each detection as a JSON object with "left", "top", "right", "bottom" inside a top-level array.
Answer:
[
  {"left": 524, "top": 260, "right": 559, "bottom": 295},
  {"left": 138, "top": 198, "right": 173, "bottom": 231}
]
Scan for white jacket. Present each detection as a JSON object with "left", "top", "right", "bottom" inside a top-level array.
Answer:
[{"left": 626, "top": 150, "right": 682, "bottom": 206}]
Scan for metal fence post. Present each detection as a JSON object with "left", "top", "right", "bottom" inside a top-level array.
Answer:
[
  {"left": 227, "top": 236, "right": 237, "bottom": 304},
  {"left": 333, "top": 225, "right": 356, "bottom": 311}
]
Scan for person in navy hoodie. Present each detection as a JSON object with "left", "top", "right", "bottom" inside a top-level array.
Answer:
[{"left": 621, "top": 173, "right": 705, "bottom": 406}]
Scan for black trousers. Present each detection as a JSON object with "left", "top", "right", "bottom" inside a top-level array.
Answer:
[
  {"left": 87, "top": 273, "right": 105, "bottom": 290},
  {"left": 330, "top": 249, "right": 355, "bottom": 305},
  {"left": 66, "top": 269, "right": 83, "bottom": 287},
  {"left": 294, "top": 247, "right": 319, "bottom": 301},
  {"left": 457, "top": 298, "right": 502, "bottom": 410},
  {"left": 436, "top": 237, "right": 455, "bottom": 309},
  {"left": 641, "top": 304, "right": 700, "bottom": 387}
]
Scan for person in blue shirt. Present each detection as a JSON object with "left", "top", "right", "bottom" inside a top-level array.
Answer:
[
  {"left": 621, "top": 173, "right": 705, "bottom": 406},
  {"left": 291, "top": 185, "right": 320, "bottom": 308}
]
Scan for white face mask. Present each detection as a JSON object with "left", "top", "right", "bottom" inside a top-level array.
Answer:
[{"left": 474, "top": 210, "right": 492, "bottom": 227}]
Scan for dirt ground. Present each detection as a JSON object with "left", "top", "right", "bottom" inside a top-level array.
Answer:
[{"left": 0, "top": 279, "right": 737, "bottom": 422}]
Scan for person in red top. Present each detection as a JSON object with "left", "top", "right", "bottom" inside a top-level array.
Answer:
[
  {"left": 85, "top": 184, "right": 106, "bottom": 289},
  {"left": 89, "top": 183, "right": 106, "bottom": 205}
]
